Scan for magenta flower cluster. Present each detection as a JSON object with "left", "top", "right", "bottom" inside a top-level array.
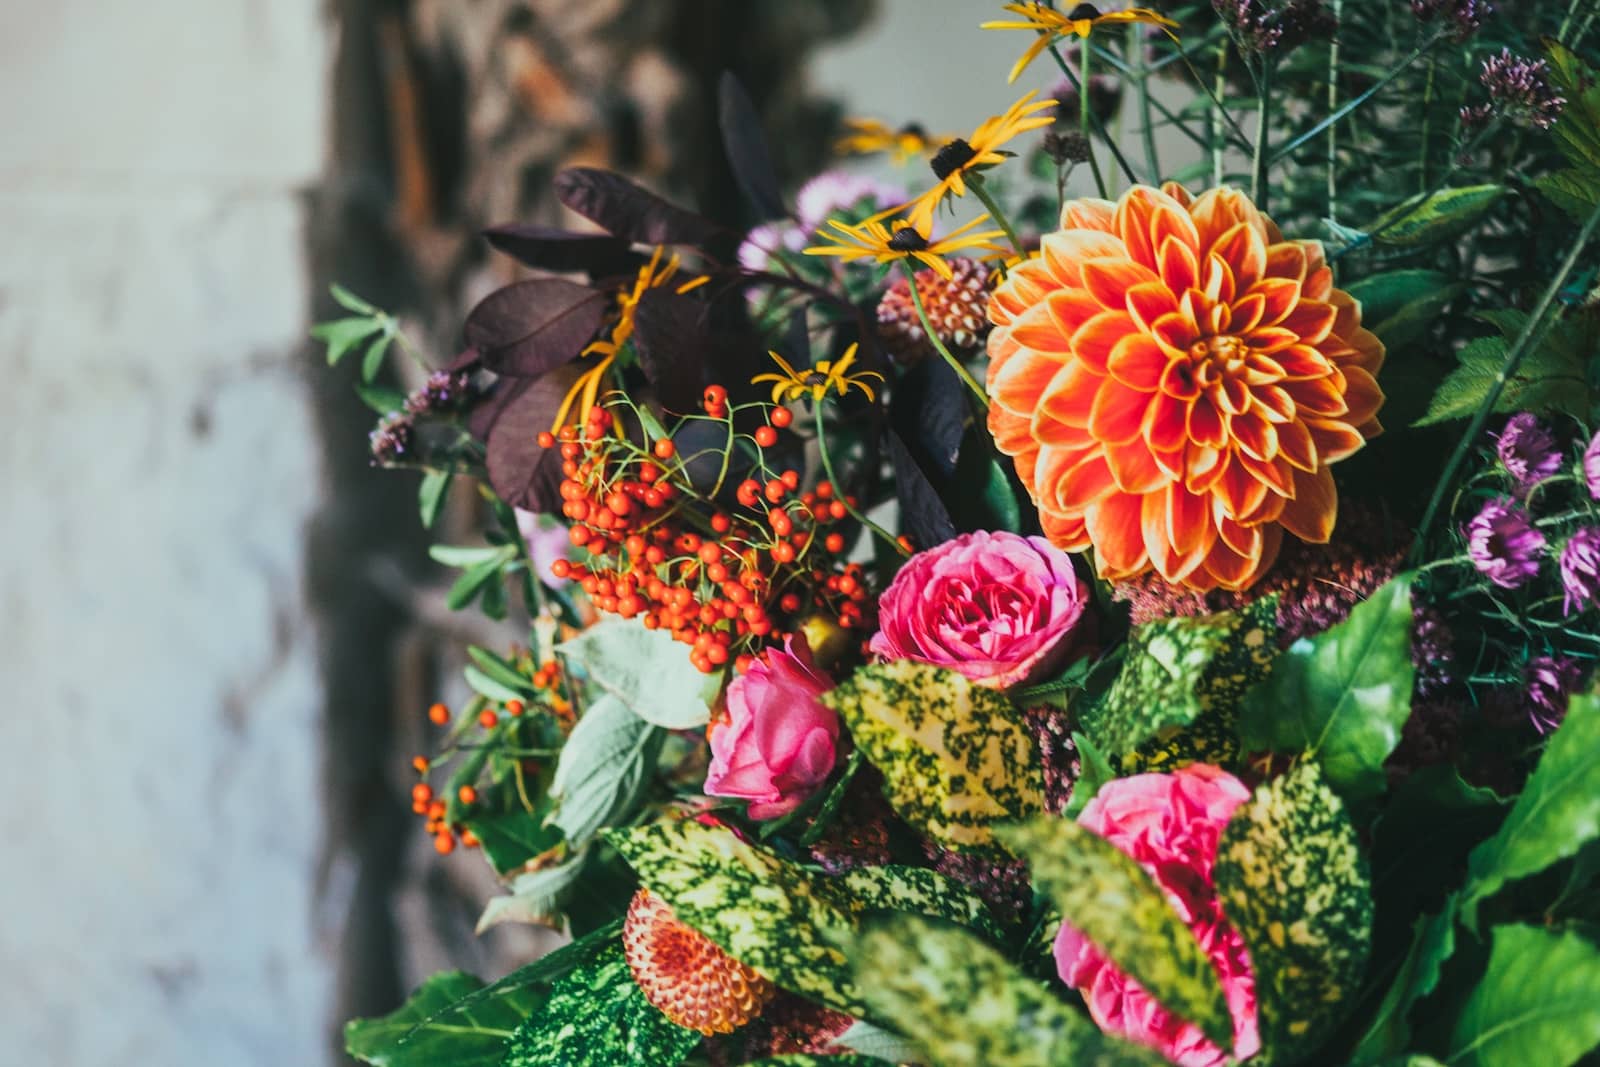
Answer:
[{"left": 1466, "top": 497, "right": 1546, "bottom": 588}]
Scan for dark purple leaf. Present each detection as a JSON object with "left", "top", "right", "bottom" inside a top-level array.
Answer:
[
  {"left": 552, "top": 167, "right": 727, "bottom": 248},
  {"left": 484, "top": 367, "right": 582, "bottom": 514},
  {"left": 889, "top": 355, "right": 971, "bottom": 481},
  {"left": 632, "top": 289, "right": 710, "bottom": 414},
  {"left": 884, "top": 428, "right": 957, "bottom": 548},
  {"left": 482, "top": 224, "right": 640, "bottom": 277},
  {"left": 446, "top": 346, "right": 482, "bottom": 372},
  {"left": 463, "top": 278, "right": 609, "bottom": 378},
  {"left": 718, "top": 72, "right": 786, "bottom": 221}
]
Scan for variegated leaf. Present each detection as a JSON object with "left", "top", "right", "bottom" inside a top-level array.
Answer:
[
  {"left": 827, "top": 864, "right": 1002, "bottom": 940},
  {"left": 1213, "top": 761, "right": 1373, "bottom": 1063},
  {"left": 997, "top": 819, "right": 1235, "bottom": 1052},
  {"left": 823, "top": 661, "right": 1044, "bottom": 850}
]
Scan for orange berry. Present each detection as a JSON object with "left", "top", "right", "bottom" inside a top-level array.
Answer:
[
  {"left": 702, "top": 384, "right": 728, "bottom": 410},
  {"left": 461, "top": 830, "right": 481, "bottom": 848},
  {"left": 434, "top": 832, "right": 456, "bottom": 855},
  {"left": 457, "top": 785, "right": 478, "bottom": 805},
  {"left": 412, "top": 782, "right": 433, "bottom": 803},
  {"left": 753, "top": 426, "right": 777, "bottom": 447},
  {"left": 478, "top": 709, "right": 499, "bottom": 729},
  {"left": 825, "top": 532, "right": 846, "bottom": 553},
  {"left": 505, "top": 699, "right": 525, "bottom": 717},
  {"left": 427, "top": 702, "right": 449, "bottom": 725},
  {"left": 411, "top": 756, "right": 429, "bottom": 774},
  {"left": 653, "top": 438, "right": 676, "bottom": 460},
  {"left": 770, "top": 407, "right": 793, "bottom": 428},
  {"left": 537, "top": 431, "right": 556, "bottom": 448}
]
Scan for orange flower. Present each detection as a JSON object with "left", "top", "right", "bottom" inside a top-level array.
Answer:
[{"left": 986, "top": 183, "right": 1384, "bottom": 592}]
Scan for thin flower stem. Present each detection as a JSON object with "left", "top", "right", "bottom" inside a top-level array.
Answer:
[
  {"left": 967, "top": 174, "right": 1026, "bottom": 257},
  {"left": 905, "top": 265, "right": 989, "bottom": 407},
  {"left": 1174, "top": 34, "right": 1252, "bottom": 148},
  {"left": 1047, "top": 42, "right": 1139, "bottom": 191},
  {"left": 1270, "top": 33, "right": 1445, "bottom": 166},
  {"left": 1412, "top": 198, "right": 1600, "bottom": 558},
  {"left": 1327, "top": 0, "right": 1342, "bottom": 222},
  {"left": 1133, "top": 30, "right": 1162, "bottom": 183},
  {"left": 1252, "top": 63, "right": 1273, "bottom": 210},
  {"left": 1079, "top": 42, "right": 1109, "bottom": 198},
  {"left": 1418, "top": 53, "right": 1437, "bottom": 194},
  {"left": 1557, "top": 0, "right": 1586, "bottom": 44},
  {"left": 1211, "top": 41, "right": 1228, "bottom": 187},
  {"left": 812, "top": 404, "right": 907, "bottom": 557}
]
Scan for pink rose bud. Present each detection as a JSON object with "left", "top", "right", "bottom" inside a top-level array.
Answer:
[
  {"left": 704, "top": 636, "right": 840, "bottom": 820},
  {"left": 869, "top": 530, "right": 1090, "bottom": 688}
]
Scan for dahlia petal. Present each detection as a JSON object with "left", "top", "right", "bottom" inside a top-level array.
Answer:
[
  {"left": 1051, "top": 449, "right": 1119, "bottom": 509},
  {"left": 1345, "top": 328, "right": 1386, "bottom": 375},
  {"left": 1009, "top": 304, "right": 1075, "bottom": 355},
  {"left": 1156, "top": 235, "right": 1200, "bottom": 295},
  {"left": 1114, "top": 186, "right": 1165, "bottom": 267},
  {"left": 1082, "top": 257, "right": 1161, "bottom": 312},
  {"left": 1277, "top": 299, "right": 1337, "bottom": 345},
  {"left": 1284, "top": 375, "right": 1349, "bottom": 417},
  {"left": 1279, "top": 465, "right": 1337, "bottom": 543},
  {"left": 1086, "top": 492, "right": 1150, "bottom": 576},
  {"left": 1238, "top": 449, "right": 1295, "bottom": 498},
  {"left": 1306, "top": 416, "right": 1367, "bottom": 463},
  {"left": 1242, "top": 351, "right": 1287, "bottom": 386},
  {"left": 1328, "top": 289, "right": 1361, "bottom": 339},
  {"left": 1341, "top": 365, "right": 1385, "bottom": 425},
  {"left": 1042, "top": 230, "right": 1129, "bottom": 287},
  {"left": 1189, "top": 188, "right": 1250, "bottom": 250},
  {"left": 1277, "top": 417, "right": 1318, "bottom": 471},
  {"left": 1090, "top": 379, "right": 1154, "bottom": 446},
  {"left": 1061, "top": 197, "right": 1117, "bottom": 232},
  {"left": 1203, "top": 524, "right": 1264, "bottom": 589},
  {"left": 1127, "top": 281, "right": 1181, "bottom": 334},
  {"left": 992, "top": 348, "right": 1067, "bottom": 415},
  {"left": 1166, "top": 481, "right": 1213, "bottom": 556},
  {"left": 1201, "top": 253, "right": 1237, "bottom": 306},
  {"left": 1073, "top": 311, "right": 1138, "bottom": 373},
  {"left": 1227, "top": 292, "right": 1267, "bottom": 335},
  {"left": 989, "top": 261, "right": 1059, "bottom": 326},
  {"left": 1210, "top": 221, "right": 1268, "bottom": 287},
  {"left": 1215, "top": 376, "right": 1250, "bottom": 417},
  {"left": 1264, "top": 241, "right": 1308, "bottom": 283},
  {"left": 1108, "top": 434, "right": 1172, "bottom": 494},
  {"left": 1231, "top": 409, "right": 1279, "bottom": 462},
  {"left": 988, "top": 403, "right": 1034, "bottom": 456},
  {"left": 1254, "top": 383, "right": 1297, "bottom": 422},
  {"left": 1145, "top": 391, "right": 1190, "bottom": 453},
  {"left": 1157, "top": 357, "right": 1202, "bottom": 400},
  {"left": 1049, "top": 287, "right": 1105, "bottom": 337},
  {"left": 1143, "top": 489, "right": 1209, "bottom": 583},
  {"left": 1151, "top": 312, "right": 1199, "bottom": 358},
  {"left": 1151, "top": 443, "right": 1186, "bottom": 480},
  {"left": 1274, "top": 344, "right": 1336, "bottom": 380},
  {"left": 1248, "top": 276, "right": 1303, "bottom": 327},
  {"left": 1188, "top": 395, "right": 1227, "bottom": 449},
  {"left": 1245, "top": 326, "right": 1301, "bottom": 354},
  {"left": 1186, "top": 444, "right": 1229, "bottom": 497},
  {"left": 1148, "top": 197, "right": 1202, "bottom": 256},
  {"left": 1107, "top": 333, "right": 1171, "bottom": 391},
  {"left": 1215, "top": 507, "right": 1264, "bottom": 558},
  {"left": 1239, "top": 483, "right": 1289, "bottom": 525},
  {"left": 1037, "top": 360, "right": 1104, "bottom": 429},
  {"left": 1040, "top": 506, "right": 1091, "bottom": 551},
  {"left": 1160, "top": 181, "right": 1195, "bottom": 208},
  {"left": 1304, "top": 264, "right": 1333, "bottom": 302}
]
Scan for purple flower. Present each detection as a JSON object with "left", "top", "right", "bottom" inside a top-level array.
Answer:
[
  {"left": 368, "top": 411, "right": 414, "bottom": 466},
  {"left": 1583, "top": 429, "right": 1600, "bottom": 500},
  {"left": 1410, "top": 0, "right": 1492, "bottom": 39},
  {"left": 405, "top": 369, "right": 477, "bottom": 416},
  {"left": 1524, "top": 655, "right": 1586, "bottom": 734},
  {"left": 794, "top": 171, "right": 905, "bottom": 233},
  {"left": 1494, "top": 413, "right": 1562, "bottom": 493},
  {"left": 1560, "top": 526, "right": 1600, "bottom": 614},
  {"left": 1465, "top": 498, "right": 1546, "bottom": 588},
  {"left": 1476, "top": 49, "right": 1566, "bottom": 130}
]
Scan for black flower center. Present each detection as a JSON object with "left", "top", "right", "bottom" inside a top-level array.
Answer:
[
  {"left": 887, "top": 227, "right": 929, "bottom": 252},
  {"left": 1066, "top": 3, "right": 1102, "bottom": 19},
  {"left": 898, "top": 122, "right": 929, "bottom": 140},
  {"left": 930, "top": 138, "right": 979, "bottom": 180}
]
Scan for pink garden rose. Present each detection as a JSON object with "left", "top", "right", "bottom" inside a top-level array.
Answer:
[
  {"left": 869, "top": 530, "right": 1089, "bottom": 688},
  {"left": 704, "top": 636, "right": 840, "bottom": 820},
  {"left": 1053, "top": 765, "right": 1259, "bottom": 1067}
]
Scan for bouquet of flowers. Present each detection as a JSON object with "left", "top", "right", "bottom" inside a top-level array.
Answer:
[{"left": 325, "top": 3, "right": 1600, "bottom": 1064}]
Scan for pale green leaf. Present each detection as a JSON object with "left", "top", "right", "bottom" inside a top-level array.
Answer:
[
  {"left": 558, "top": 618, "right": 718, "bottom": 728},
  {"left": 549, "top": 695, "right": 661, "bottom": 850},
  {"left": 1369, "top": 185, "right": 1503, "bottom": 246},
  {"left": 344, "top": 971, "right": 538, "bottom": 1067},
  {"left": 312, "top": 315, "right": 384, "bottom": 367},
  {"left": 1447, "top": 924, "right": 1600, "bottom": 1067},
  {"left": 418, "top": 469, "right": 451, "bottom": 529},
  {"left": 830, "top": 1020, "right": 926, "bottom": 1064}
]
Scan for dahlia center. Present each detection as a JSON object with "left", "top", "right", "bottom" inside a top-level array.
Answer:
[{"left": 1186, "top": 335, "right": 1249, "bottom": 384}]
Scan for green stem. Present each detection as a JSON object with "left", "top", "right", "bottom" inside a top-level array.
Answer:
[
  {"left": 1047, "top": 43, "right": 1138, "bottom": 190},
  {"left": 1411, "top": 198, "right": 1600, "bottom": 557},
  {"left": 1252, "top": 62, "right": 1272, "bottom": 210},
  {"left": 1327, "top": 0, "right": 1342, "bottom": 221},
  {"left": 1132, "top": 29, "right": 1161, "bottom": 183},
  {"left": 1418, "top": 53, "right": 1436, "bottom": 194},
  {"left": 1079, "top": 42, "right": 1108, "bottom": 198},
  {"left": 905, "top": 265, "right": 989, "bottom": 407},
  {"left": 967, "top": 174, "right": 1026, "bottom": 257},
  {"left": 813, "top": 404, "right": 907, "bottom": 556},
  {"left": 1270, "top": 34, "right": 1444, "bottom": 166},
  {"left": 1175, "top": 33, "right": 1252, "bottom": 148},
  {"left": 1211, "top": 41, "right": 1228, "bottom": 187}
]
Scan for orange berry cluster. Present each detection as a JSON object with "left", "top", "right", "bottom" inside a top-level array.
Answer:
[{"left": 538, "top": 394, "right": 872, "bottom": 674}]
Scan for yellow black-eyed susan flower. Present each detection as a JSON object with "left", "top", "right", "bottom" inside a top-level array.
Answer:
[
  {"left": 802, "top": 213, "right": 1008, "bottom": 280},
  {"left": 751, "top": 343, "right": 884, "bottom": 404},
  {"left": 982, "top": 2, "right": 1179, "bottom": 83},
  {"left": 835, "top": 118, "right": 947, "bottom": 164},
  {"left": 901, "top": 92, "right": 1055, "bottom": 232}
]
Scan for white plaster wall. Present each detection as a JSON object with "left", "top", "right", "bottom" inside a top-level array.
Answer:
[{"left": 0, "top": 3, "right": 335, "bottom": 1063}]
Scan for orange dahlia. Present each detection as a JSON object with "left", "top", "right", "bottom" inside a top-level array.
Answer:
[
  {"left": 986, "top": 183, "right": 1384, "bottom": 591},
  {"left": 623, "top": 888, "right": 776, "bottom": 1035}
]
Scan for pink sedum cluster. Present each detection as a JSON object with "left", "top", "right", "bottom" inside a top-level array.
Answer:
[
  {"left": 870, "top": 530, "right": 1090, "bottom": 689},
  {"left": 704, "top": 636, "right": 840, "bottom": 820},
  {"left": 1054, "top": 764, "right": 1260, "bottom": 1067}
]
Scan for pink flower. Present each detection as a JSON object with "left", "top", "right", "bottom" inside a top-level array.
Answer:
[
  {"left": 1583, "top": 429, "right": 1600, "bottom": 500},
  {"left": 516, "top": 507, "right": 573, "bottom": 585},
  {"left": 704, "top": 637, "right": 840, "bottom": 820},
  {"left": 1053, "top": 765, "right": 1259, "bottom": 1067},
  {"left": 869, "top": 531, "right": 1090, "bottom": 688}
]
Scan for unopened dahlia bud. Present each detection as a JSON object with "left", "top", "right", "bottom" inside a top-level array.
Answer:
[
  {"left": 623, "top": 889, "right": 776, "bottom": 1035},
  {"left": 876, "top": 256, "right": 991, "bottom": 363}
]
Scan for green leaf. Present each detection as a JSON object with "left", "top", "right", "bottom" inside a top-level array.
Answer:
[
  {"left": 830, "top": 1020, "right": 927, "bottom": 1064},
  {"left": 463, "top": 804, "right": 562, "bottom": 878},
  {"left": 361, "top": 331, "right": 395, "bottom": 384},
  {"left": 1461, "top": 693, "right": 1600, "bottom": 929},
  {"left": 467, "top": 646, "right": 537, "bottom": 696},
  {"left": 418, "top": 469, "right": 451, "bottom": 529},
  {"left": 500, "top": 942, "right": 699, "bottom": 1067},
  {"left": 848, "top": 915, "right": 1168, "bottom": 1067},
  {"left": 1368, "top": 185, "right": 1504, "bottom": 246},
  {"left": 344, "top": 971, "right": 539, "bottom": 1067},
  {"left": 1238, "top": 573, "right": 1415, "bottom": 801},
  {"left": 477, "top": 854, "right": 589, "bottom": 933},
  {"left": 1537, "top": 168, "right": 1600, "bottom": 219},
  {"left": 823, "top": 660, "right": 1044, "bottom": 851},
  {"left": 549, "top": 695, "right": 662, "bottom": 850},
  {"left": 997, "top": 818, "right": 1235, "bottom": 1052},
  {"left": 431, "top": 544, "right": 512, "bottom": 568},
  {"left": 331, "top": 282, "right": 379, "bottom": 314},
  {"left": 355, "top": 382, "right": 407, "bottom": 414},
  {"left": 312, "top": 315, "right": 384, "bottom": 367},
  {"left": 605, "top": 818, "right": 865, "bottom": 1014},
  {"left": 465, "top": 665, "right": 530, "bottom": 705},
  {"left": 1213, "top": 762, "right": 1373, "bottom": 1063},
  {"left": 1341, "top": 269, "right": 1464, "bottom": 349},
  {"left": 745, "top": 1057, "right": 897, "bottom": 1066},
  {"left": 827, "top": 864, "right": 1001, "bottom": 941},
  {"left": 1063, "top": 730, "right": 1115, "bottom": 819},
  {"left": 1351, "top": 897, "right": 1458, "bottom": 1063},
  {"left": 557, "top": 618, "right": 718, "bottom": 729},
  {"left": 1447, "top": 924, "right": 1600, "bottom": 1067},
  {"left": 1415, "top": 316, "right": 1593, "bottom": 427},
  {"left": 950, "top": 423, "right": 1023, "bottom": 533},
  {"left": 1083, "top": 602, "right": 1277, "bottom": 761},
  {"left": 447, "top": 556, "right": 510, "bottom": 612}
]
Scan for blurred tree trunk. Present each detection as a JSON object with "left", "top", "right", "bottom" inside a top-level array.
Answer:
[{"left": 307, "top": 0, "right": 871, "bottom": 1058}]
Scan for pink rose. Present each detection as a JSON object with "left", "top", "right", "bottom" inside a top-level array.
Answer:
[
  {"left": 704, "top": 636, "right": 840, "bottom": 820},
  {"left": 869, "top": 530, "right": 1089, "bottom": 688},
  {"left": 1053, "top": 765, "right": 1259, "bottom": 1067}
]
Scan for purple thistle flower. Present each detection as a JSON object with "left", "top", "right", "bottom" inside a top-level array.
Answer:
[
  {"left": 1213, "top": 0, "right": 1335, "bottom": 55},
  {"left": 368, "top": 411, "right": 414, "bottom": 466},
  {"left": 1465, "top": 497, "right": 1546, "bottom": 588},
  {"left": 1560, "top": 526, "right": 1600, "bottom": 615},
  {"left": 1476, "top": 49, "right": 1566, "bottom": 130},
  {"left": 794, "top": 171, "right": 906, "bottom": 234},
  {"left": 404, "top": 369, "right": 476, "bottom": 416},
  {"left": 1410, "top": 0, "right": 1492, "bottom": 39},
  {"left": 1524, "top": 655, "right": 1586, "bottom": 734},
  {"left": 1583, "top": 429, "right": 1600, "bottom": 500},
  {"left": 1494, "top": 412, "right": 1562, "bottom": 494}
]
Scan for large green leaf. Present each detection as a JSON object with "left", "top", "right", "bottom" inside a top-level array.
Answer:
[
  {"left": 476, "top": 851, "right": 589, "bottom": 933},
  {"left": 997, "top": 818, "right": 1235, "bottom": 1052},
  {"left": 745, "top": 1057, "right": 898, "bottom": 1066},
  {"left": 827, "top": 864, "right": 1002, "bottom": 940},
  {"left": 345, "top": 971, "right": 541, "bottom": 1067},
  {"left": 1351, "top": 897, "right": 1458, "bottom": 1064},
  {"left": 549, "top": 694, "right": 663, "bottom": 849},
  {"left": 823, "top": 660, "right": 1043, "bottom": 850},
  {"left": 1541, "top": 42, "right": 1600, "bottom": 220},
  {"left": 500, "top": 942, "right": 699, "bottom": 1067},
  {"left": 1414, "top": 315, "right": 1593, "bottom": 427},
  {"left": 557, "top": 618, "right": 719, "bottom": 728},
  {"left": 1343, "top": 269, "right": 1462, "bottom": 348},
  {"left": 1213, "top": 762, "right": 1373, "bottom": 1064},
  {"left": 1237, "top": 574, "right": 1414, "bottom": 800},
  {"left": 605, "top": 819, "right": 865, "bottom": 1015},
  {"left": 1446, "top": 924, "right": 1600, "bottom": 1067},
  {"left": 1368, "top": 185, "right": 1503, "bottom": 246},
  {"left": 848, "top": 915, "right": 1168, "bottom": 1067},
  {"left": 1461, "top": 693, "right": 1600, "bottom": 930}
]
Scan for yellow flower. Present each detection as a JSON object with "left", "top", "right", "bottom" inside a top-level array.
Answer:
[
  {"left": 552, "top": 247, "right": 709, "bottom": 431},
  {"left": 752, "top": 343, "right": 884, "bottom": 405},
  {"left": 803, "top": 213, "right": 1008, "bottom": 281},
  {"left": 901, "top": 92, "right": 1056, "bottom": 232},
  {"left": 982, "top": 2, "right": 1179, "bottom": 83},
  {"left": 835, "top": 118, "right": 945, "bottom": 164}
]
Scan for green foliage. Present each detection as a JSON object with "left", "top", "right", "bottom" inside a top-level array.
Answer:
[
  {"left": 1238, "top": 574, "right": 1415, "bottom": 801},
  {"left": 745, "top": 1057, "right": 898, "bottom": 1066},
  {"left": 1539, "top": 42, "right": 1600, "bottom": 220},
  {"left": 476, "top": 852, "right": 588, "bottom": 933},
  {"left": 823, "top": 660, "right": 1044, "bottom": 851},
  {"left": 1343, "top": 269, "right": 1464, "bottom": 348},
  {"left": 418, "top": 468, "right": 452, "bottom": 529},
  {"left": 1352, "top": 897, "right": 1458, "bottom": 1064},
  {"left": 848, "top": 915, "right": 1168, "bottom": 1067},
  {"left": 830, "top": 1019, "right": 927, "bottom": 1064},
  {"left": 1213, "top": 762, "right": 1373, "bottom": 1064},
  {"left": 1446, "top": 925, "right": 1600, "bottom": 1067},
  {"left": 828, "top": 864, "right": 1001, "bottom": 941},
  {"left": 344, "top": 971, "right": 542, "bottom": 1067},
  {"left": 549, "top": 694, "right": 663, "bottom": 850},
  {"left": 1367, "top": 185, "right": 1504, "bottom": 246},
  {"left": 1461, "top": 693, "right": 1600, "bottom": 930},
  {"left": 557, "top": 618, "right": 719, "bottom": 728},
  {"left": 1415, "top": 308, "right": 1595, "bottom": 426},
  {"left": 999, "top": 819, "right": 1234, "bottom": 1051},
  {"left": 500, "top": 942, "right": 699, "bottom": 1067},
  {"left": 1064, "top": 730, "right": 1116, "bottom": 819}
]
